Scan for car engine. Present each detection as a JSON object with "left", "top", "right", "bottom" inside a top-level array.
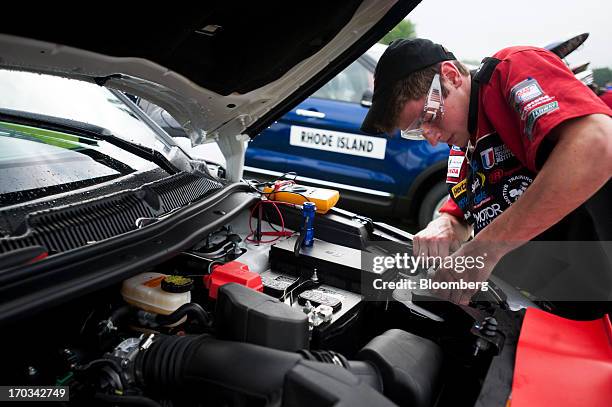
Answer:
[{"left": 0, "top": 193, "right": 524, "bottom": 407}]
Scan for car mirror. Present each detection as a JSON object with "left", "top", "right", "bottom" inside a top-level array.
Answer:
[{"left": 361, "top": 89, "right": 373, "bottom": 107}]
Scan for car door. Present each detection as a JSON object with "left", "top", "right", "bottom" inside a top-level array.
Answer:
[{"left": 247, "top": 59, "right": 403, "bottom": 194}]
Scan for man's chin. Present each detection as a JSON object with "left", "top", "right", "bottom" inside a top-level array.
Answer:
[{"left": 449, "top": 134, "right": 469, "bottom": 147}]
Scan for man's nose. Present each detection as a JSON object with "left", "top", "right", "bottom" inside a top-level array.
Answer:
[{"left": 422, "top": 124, "right": 442, "bottom": 146}]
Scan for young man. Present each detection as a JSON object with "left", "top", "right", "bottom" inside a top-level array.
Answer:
[{"left": 361, "top": 38, "right": 612, "bottom": 311}]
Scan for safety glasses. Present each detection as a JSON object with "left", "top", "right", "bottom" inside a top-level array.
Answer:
[{"left": 400, "top": 73, "right": 444, "bottom": 140}]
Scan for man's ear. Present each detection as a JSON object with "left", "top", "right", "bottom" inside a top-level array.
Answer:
[{"left": 440, "top": 61, "right": 462, "bottom": 88}]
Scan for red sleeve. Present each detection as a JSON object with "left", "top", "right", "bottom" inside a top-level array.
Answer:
[
  {"left": 482, "top": 47, "right": 612, "bottom": 172},
  {"left": 599, "top": 91, "right": 612, "bottom": 109},
  {"left": 438, "top": 196, "right": 463, "bottom": 219}
]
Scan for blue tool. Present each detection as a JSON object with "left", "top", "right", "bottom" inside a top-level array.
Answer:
[{"left": 301, "top": 202, "right": 316, "bottom": 247}]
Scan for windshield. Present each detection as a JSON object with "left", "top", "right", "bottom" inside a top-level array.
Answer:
[
  {"left": 0, "top": 71, "right": 168, "bottom": 206},
  {"left": 0, "top": 71, "right": 173, "bottom": 148}
]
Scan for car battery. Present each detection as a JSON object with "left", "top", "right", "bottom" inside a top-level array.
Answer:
[
  {"left": 298, "top": 288, "right": 343, "bottom": 312},
  {"left": 260, "top": 270, "right": 300, "bottom": 298},
  {"left": 291, "top": 284, "right": 364, "bottom": 352},
  {"left": 270, "top": 236, "right": 396, "bottom": 300}
]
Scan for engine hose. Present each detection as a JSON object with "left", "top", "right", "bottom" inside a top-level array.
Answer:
[
  {"left": 298, "top": 349, "right": 350, "bottom": 368},
  {"left": 154, "top": 303, "right": 212, "bottom": 328},
  {"left": 75, "top": 359, "right": 128, "bottom": 390},
  {"left": 98, "top": 305, "right": 134, "bottom": 336},
  {"left": 299, "top": 350, "right": 382, "bottom": 393},
  {"left": 135, "top": 334, "right": 387, "bottom": 401},
  {"left": 136, "top": 335, "right": 303, "bottom": 400}
]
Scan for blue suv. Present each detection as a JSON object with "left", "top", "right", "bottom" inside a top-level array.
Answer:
[{"left": 244, "top": 44, "right": 450, "bottom": 228}]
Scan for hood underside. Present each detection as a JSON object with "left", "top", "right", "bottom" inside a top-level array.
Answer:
[{"left": 0, "top": 1, "right": 419, "bottom": 147}]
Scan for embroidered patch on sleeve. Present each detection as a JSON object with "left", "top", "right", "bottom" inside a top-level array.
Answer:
[
  {"left": 446, "top": 146, "right": 466, "bottom": 183},
  {"left": 520, "top": 95, "right": 555, "bottom": 120},
  {"left": 524, "top": 101, "right": 559, "bottom": 140},
  {"left": 447, "top": 155, "right": 465, "bottom": 182},
  {"left": 451, "top": 178, "right": 467, "bottom": 198},
  {"left": 509, "top": 78, "right": 544, "bottom": 113}
]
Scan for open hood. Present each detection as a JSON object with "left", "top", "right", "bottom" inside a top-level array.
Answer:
[
  {"left": 0, "top": 2, "right": 418, "bottom": 150},
  {"left": 545, "top": 33, "right": 589, "bottom": 60}
]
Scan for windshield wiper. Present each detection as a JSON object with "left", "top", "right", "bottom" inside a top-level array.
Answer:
[{"left": 0, "top": 108, "right": 179, "bottom": 174}]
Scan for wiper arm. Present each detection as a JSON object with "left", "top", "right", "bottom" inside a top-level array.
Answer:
[{"left": 0, "top": 108, "right": 179, "bottom": 174}]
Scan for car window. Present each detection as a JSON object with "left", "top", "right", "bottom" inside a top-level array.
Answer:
[{"left": 312, "top": 60, "right": 373, "bottom": 104}]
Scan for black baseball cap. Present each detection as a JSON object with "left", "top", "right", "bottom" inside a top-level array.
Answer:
[{"left": 361, "top": 38, "right": 456, "bottom": 135}]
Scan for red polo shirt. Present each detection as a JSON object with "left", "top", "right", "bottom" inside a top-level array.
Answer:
[
  {"left": 439, "top": 46, "right": 612, "bottom": 219},
  {"left": 599, "top": 90, "right": 612, "bottom": 109}
]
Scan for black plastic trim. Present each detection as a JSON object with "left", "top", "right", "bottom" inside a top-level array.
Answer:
[
  {"left": 0, "top": 172, "right": 223, "bottom": 255},
  {"left": 0, "top": 183, "right": 256, "bottom": 325},
  {"left": 475, "top": 309, "right": 525, "bottom": 407}
]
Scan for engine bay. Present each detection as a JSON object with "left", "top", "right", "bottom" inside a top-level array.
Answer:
[{"left": 0, "top": 191, "right": 524, "bottom": 407}]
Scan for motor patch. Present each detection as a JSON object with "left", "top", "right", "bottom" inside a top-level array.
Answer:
[{"left": 474, "top": 203, "right": 503, "bottom": 230}]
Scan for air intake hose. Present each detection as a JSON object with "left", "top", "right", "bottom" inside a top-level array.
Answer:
[
  {"left": 136, "top": 334, "right": 303, "bottom": 401},
  {"left": 136, "top": 330, "right": 450, "bottom": 407},
  {"left": 135, "top": 334, "right": 387, "bottom": 405}
]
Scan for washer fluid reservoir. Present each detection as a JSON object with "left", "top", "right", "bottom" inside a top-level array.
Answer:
[{"left": 121, "top": 272, "right": 191, "bottom": 315}]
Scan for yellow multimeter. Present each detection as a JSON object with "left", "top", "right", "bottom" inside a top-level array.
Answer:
[{"left": 262, "top": 182, "right": 339, "bottom": 214}]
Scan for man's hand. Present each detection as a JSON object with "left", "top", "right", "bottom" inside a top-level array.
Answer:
[
  {"left": 413, "top": 213, "right": 472, "bottom": 258},
  {"left": 429, "top": 240, "right": 501, "bottom": 305}
]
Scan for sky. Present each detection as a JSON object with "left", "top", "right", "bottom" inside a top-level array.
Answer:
[{"left": 408, "top": 0, "right": 612, "bottom": 69}]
